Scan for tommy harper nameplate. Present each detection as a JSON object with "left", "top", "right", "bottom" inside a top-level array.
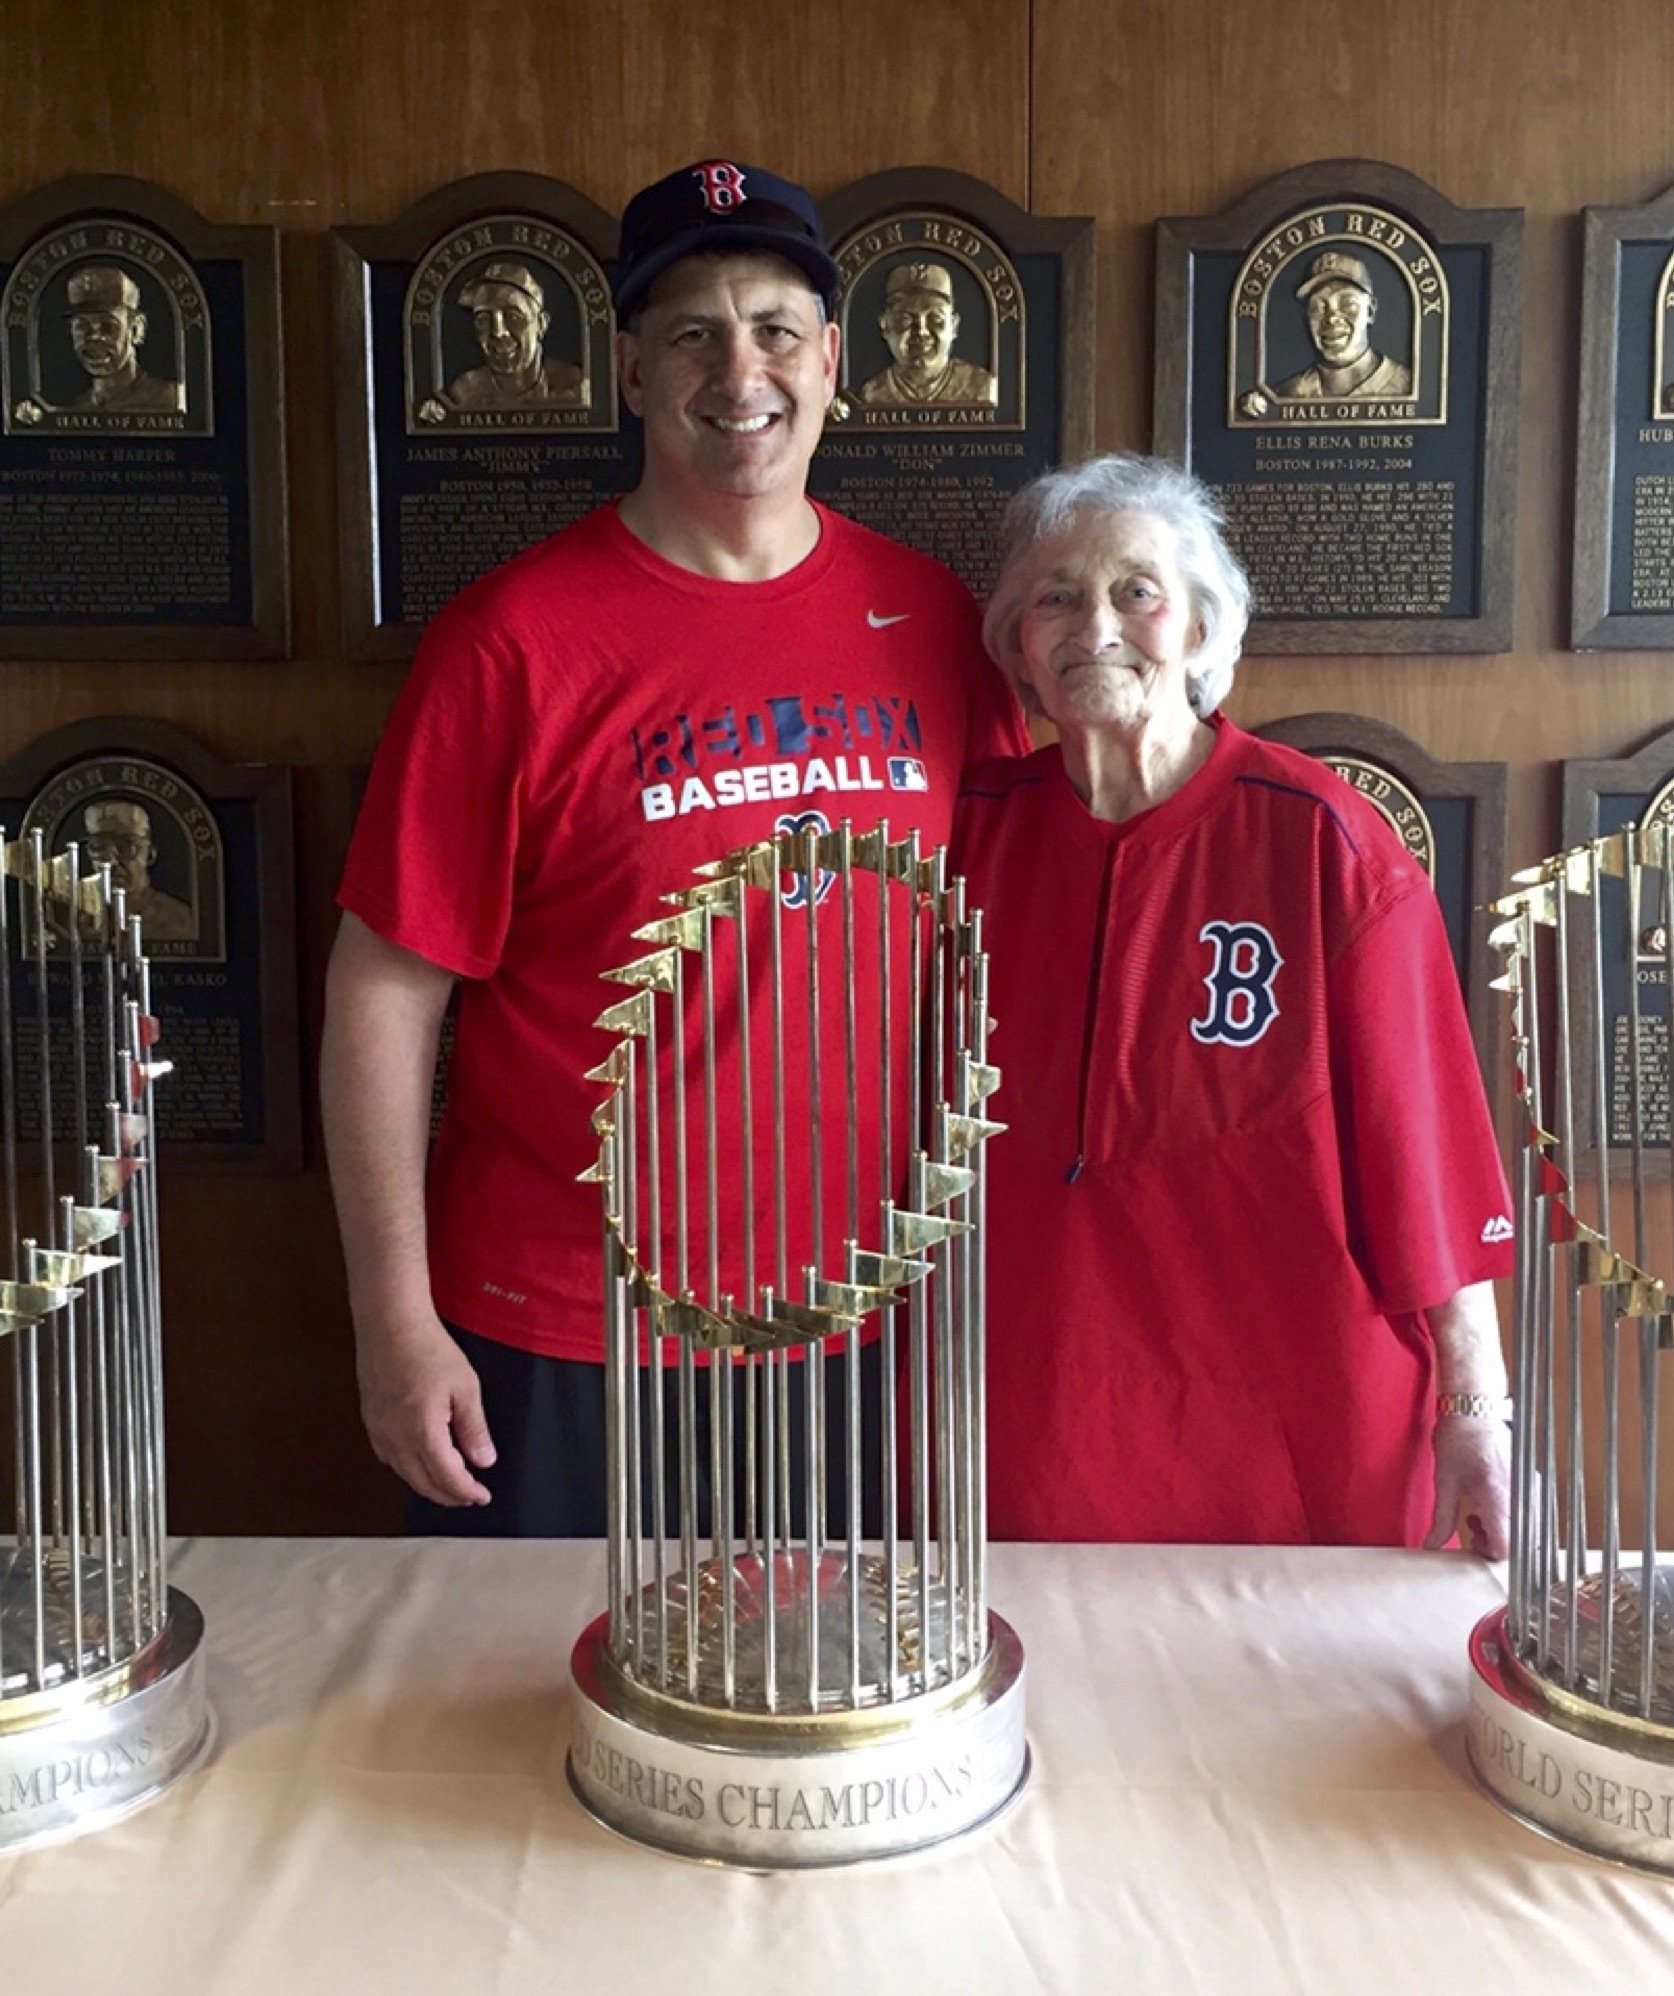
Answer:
[{"left": 0, "top": 175, "right": 287, "bottom": 659}]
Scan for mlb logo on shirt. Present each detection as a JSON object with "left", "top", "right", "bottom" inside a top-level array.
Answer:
[{"left": 888, "top": 757, "right": 928, "bottom": 792}]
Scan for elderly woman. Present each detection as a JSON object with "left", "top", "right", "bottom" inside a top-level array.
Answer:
[{"left": 958, "top": 454, "right": 1513, "bottom": 1551}]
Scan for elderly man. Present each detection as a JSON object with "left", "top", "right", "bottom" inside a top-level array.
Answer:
[
  {"left": 956, "top": 453, "right": 1512, "bottom": 1552},
  {"left": 323, "top": 160, "right": 1026, "bottom": 1535},
  {"left": 442, "top": 260, "right": 585, "bottom": 410},
  {"left": 852, "top": 261, "right": 998, "bottom": 407},
  {"left": 63, "top": 265, "right": 184, "bottom": 414},
  {"left": 81, "top": 798, "right": 196, "bottom": 942},
  {"left": 1278, "top": 250, "right": 1413, "bottom": 400}
]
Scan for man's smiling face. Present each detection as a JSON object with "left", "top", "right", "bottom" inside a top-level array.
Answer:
[{"left": 617, "top": 252, "right": 839, "bottom": 504}]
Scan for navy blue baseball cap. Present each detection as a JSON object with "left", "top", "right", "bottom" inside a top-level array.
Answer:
[{"left": 614, "top": 160, "right": 840, "bottom": 322}]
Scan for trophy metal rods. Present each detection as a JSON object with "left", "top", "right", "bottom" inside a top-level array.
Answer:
[
  {"left": 1463, "top": 821, "right": 1674, "bottom": 1873},
  {"left": 0, "top": 830, "right": 175, "bottom": 1706},
  {"left": 568, "top": 824, "right": 1030, "bottom": 1866},
  {"left": 1489, "top": 826, "right": 1674, "bottom": 1722},
  {"left": 0, "top": 822, "right": 206, "bottom": 1852},
  {"left": 584, "top": 822, "right": 999, "bottom": 1716}
]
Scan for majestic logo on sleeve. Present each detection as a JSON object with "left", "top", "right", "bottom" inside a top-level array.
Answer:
[{"left": 1190, "top": 921, "right": 1284, "bottom": 1047}]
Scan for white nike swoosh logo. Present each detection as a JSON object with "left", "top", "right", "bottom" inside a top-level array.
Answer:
[{"left": 867, "top": 610, "right": 911, "bottom": 629}]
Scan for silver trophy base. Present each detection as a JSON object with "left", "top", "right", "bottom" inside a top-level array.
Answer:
[
  {"left": 569, "top": 1605, "right": 1028, "bottom": 1868},
  {"left": 0, "top": 1586, "right": 212, "bottom": 1852},
  {"left": 1467, "top": 1605, "right": 1674, "bottom": 1874}
]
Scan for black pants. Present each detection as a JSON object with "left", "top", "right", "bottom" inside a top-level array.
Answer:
[{"left": 407, "top": 1323, "right": 882, "bottom": 1539}]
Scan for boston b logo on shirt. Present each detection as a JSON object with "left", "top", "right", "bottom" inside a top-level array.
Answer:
[{"left": 1191, "top": 920, "right": 1284, "bottom": 1047}]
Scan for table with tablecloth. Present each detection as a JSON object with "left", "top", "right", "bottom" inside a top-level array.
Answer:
[{"left": 1, "top": 1539, "right": 1664, "bottom": 1995}]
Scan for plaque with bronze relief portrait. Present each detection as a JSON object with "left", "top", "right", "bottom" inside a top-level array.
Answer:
[
  {"left": 811, "top": 170, "right": 1094, "bottom": 602},
  {"left": 1255, "top": 712, "right": 1507, "bottom": 1090},
  {"left": 0, "top": 175, "right": 287, "bottom": 659},
  {"left": 1561, "top": 722, "right": 1674, "bottom": 1165},
  {"left": 333, "top": 173, "right": 627, "bottom": 658},
  {"left": 1157, "top": 161, "right": 1522, "bottom": 653},
  {"left": 1571, "top": 178, "right": 1674, "bottom": 649},
  {"left": 0, "top": 717, "right": 300, "bottom": 1171}
]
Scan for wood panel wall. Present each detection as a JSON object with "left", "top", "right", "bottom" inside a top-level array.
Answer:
[{"left": 1, "top": 0, "right": 1668, "bottom": 1531}]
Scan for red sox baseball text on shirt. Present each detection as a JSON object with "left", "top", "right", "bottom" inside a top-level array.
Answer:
[{"left": 632, "top": 690, "right": 929, "bottom": 822}]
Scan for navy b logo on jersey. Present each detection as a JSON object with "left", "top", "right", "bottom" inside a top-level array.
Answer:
[{"left": 1190, "top": 921, "right": 1283, "bottom": 1046}]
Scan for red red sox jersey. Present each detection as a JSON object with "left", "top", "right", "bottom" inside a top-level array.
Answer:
[
  {"left": 954, "top": 720, "right": 1513, "bottom": 1545},
  {"left": 341, "top": 501, "right": 1028, "bottom": 1362}
]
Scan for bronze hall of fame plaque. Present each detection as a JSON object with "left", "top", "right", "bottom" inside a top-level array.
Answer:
[
  {"left": 333, "top": 172, "right": 627, "bottom": 658},
  {"left": 1571, "top": 177, "right": 1674, "bottom": 649},
  {"left": 0, "top": 176, "right": 288, "bottom": 660},
  {"left": 811, "top": 170, "right": 1094, "bottom": 603},
  {"left": 1562, "top": 721, "right": 1674, "bottom": 1163},
  {"left": 1157, "top": 160, "right": 1523, "bottom": 654},
  {"left": 1, "top": 717, "right": 300, "bottom": 1172},
  {"left": 1255, "top": 711, "right": 1507, "bottom": 1091}
]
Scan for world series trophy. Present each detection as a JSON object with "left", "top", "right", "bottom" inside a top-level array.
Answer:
[
  {"left": 567, "top": 825, "right": 1028, "bottom": 1866},
  {"left": 0, "top": 830, "right": 209, "bottom": 1849},
  {"left": 1467, "top": 825, "right": 1674, "bottom": 1869}
]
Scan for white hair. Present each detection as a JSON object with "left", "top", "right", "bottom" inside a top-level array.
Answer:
[{"left": 982, "top": 454, "right": 1253, "bottom": 718}]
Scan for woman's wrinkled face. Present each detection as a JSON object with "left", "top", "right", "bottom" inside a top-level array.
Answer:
[{"left": 1015, "top": 510, "right": 1202, "bottom": 733}]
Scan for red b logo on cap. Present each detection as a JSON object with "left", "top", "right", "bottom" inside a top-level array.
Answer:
[{"left": 691, "top": 161, "right": 748, "bottom": 212}]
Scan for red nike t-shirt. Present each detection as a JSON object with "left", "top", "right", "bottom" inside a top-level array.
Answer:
[{"left": 342, "top": 501, "right": 1028, "bottom": 1360}]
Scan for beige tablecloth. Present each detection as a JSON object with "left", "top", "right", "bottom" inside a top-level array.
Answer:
[{"left": 0, "top": 1539, "right": 1663, "bottom": 1994}]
